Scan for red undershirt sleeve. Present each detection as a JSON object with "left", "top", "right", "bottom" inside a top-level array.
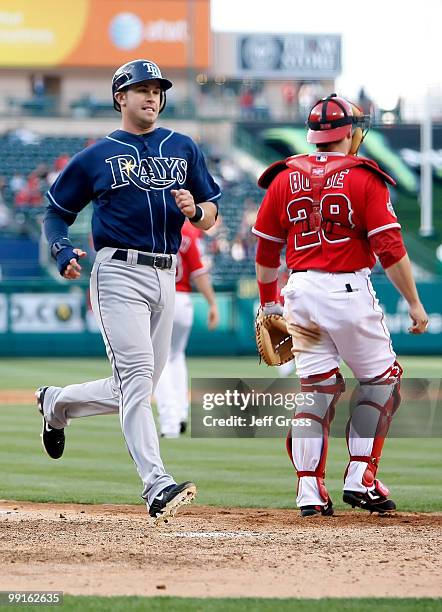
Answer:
[{"left": 369, "top": 228, "right": 406, "bottom": 269}]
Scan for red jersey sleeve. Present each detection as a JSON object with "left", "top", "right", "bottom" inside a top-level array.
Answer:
[
  {"left": 252, "top": 173, "right": 288, "bottom": 244},
  {"left": 363, "top": 173, "right": 401, "bottom": 239},
  {"left": 176, "top": 231, "right": 206, "bottom": 292},
  {"left": 369, "top": 228, "right": 406, "bottom": 269},
  {"left": 185, "top": 234, "right": 206, "bottom": 278}
]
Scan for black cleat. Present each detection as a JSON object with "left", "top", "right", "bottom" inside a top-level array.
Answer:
[
  {"left": 149, "top": 481, "right": 197, "bottom": 524},
  {"left": 180, "top": 421, "right": 187, "bottom": 435},
  {"left": 300, "top": 499, "right": 334, "bottom": 517},
  {"left": 35, "top": 387, "right": 65, "bottom": 459},
  {"left": 343, "top": 489, "right": 396, "bottom": 514}
]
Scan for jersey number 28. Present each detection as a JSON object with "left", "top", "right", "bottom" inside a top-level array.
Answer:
[{"left": 287, "top": 194, "right": 354, "bottom": 250}]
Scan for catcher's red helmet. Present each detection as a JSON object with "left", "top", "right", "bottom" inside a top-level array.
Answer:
[{"left": 306, "top": 93, "right": 370, "bottom": 154}]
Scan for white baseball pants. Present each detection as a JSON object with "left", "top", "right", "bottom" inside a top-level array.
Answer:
[
  {"left": 41, "top": 247, "right": 177, "bottom": 506},
  {"left": 282, "top": 268, "right": 397, "bottom": 507}
]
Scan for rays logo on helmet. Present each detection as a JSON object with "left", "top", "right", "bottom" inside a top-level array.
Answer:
[{"left": 143, "top": 61, "right": 162, "bottom": 78}]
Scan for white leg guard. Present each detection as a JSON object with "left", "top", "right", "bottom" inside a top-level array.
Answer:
[
  {"left": 344, "top": 361, "right": 402, "bottom": 494},
  {"left": 286, "top": 369, "right": 345, "bottom": 507}
]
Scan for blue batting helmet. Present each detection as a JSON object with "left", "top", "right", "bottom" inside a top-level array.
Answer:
[{"left": 112, "top": 59, "right": 173, "bottom": 112}]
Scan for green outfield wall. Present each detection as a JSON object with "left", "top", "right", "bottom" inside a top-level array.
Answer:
[{"left": 0, "top": 278, "right": 441, "bottom": 357}]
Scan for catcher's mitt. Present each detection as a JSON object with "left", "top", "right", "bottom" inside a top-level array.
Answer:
[{"left": 255, "top": 309, "right": 294, "bottom": 366}]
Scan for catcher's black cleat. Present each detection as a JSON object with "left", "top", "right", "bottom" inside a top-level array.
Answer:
[
  {"left": 343, "top": 489, "right": 396, "bottom": 514},
  {"left": 300, "top": 499, "right": 334, "bottom": 517},
  {"left": 149, "top": 481, "right": 196, "bottom": 525},
  {"left": 35, "top": 387, "right": 65, "bottom": 460}
]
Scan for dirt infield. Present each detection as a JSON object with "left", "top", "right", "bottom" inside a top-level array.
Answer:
[
  {"left": 0, "top": 500, "right": 441, "bottom": 598},
  {"left": 0, "top": 390, "right": 34, "bottom": 405}
]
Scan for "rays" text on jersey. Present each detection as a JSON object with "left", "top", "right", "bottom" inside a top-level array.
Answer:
[{"left": 106, "top": 154, "right": 188, "bottom": 191}]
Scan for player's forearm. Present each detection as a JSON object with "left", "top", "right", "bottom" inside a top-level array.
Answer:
[
  {"left": 43, "top": 206, "right": 73, "bottom": 247},
  {"left": 256, "top": 263, "right": 280, "bottom": 306},
  {"left": 193, "top": 272, "right": 216, "bottom": 306},
  {"left": 191, "top": 201, "right": 218, "bottom": 230},
  {"left": 384, "top": 254, "right": 421, "bottom": 306},
  {"left": 256, "top": 263, "right": 279, "bottom": 283}
]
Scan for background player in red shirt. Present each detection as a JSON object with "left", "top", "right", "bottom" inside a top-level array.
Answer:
[
  {"left": 154, "top": 221, "right": 219, "bottom": 437},
  {"left": 253, "top": 94, "right": 428, "bottom": 517}
]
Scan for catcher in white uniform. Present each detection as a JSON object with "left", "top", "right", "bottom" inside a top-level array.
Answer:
[
  {"left": 154, "top": 221, "right": 219, "bottom": 437},
  {"left": 253, "top": 94, "right": 428, "bottom": 517}
]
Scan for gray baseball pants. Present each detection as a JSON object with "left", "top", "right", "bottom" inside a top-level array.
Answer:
[{"left": 41, "top": 247, "right": 177, "bottom": 505}]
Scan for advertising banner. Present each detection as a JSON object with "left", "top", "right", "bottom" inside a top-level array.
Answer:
[
  {"left": 0, "top": 0, "right": 209, "bottom": 68},
  {"left": 0, "top": 281, "right": 440, "bottom": 355},
  {"left": 238, "top": 34, "right": 341, "bottom": 78},
  {"left": 10, "top": 293, "right": 84, "bottom": 333}
]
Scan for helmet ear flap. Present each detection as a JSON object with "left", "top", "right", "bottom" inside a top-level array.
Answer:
[{"left": 159, "top": 91, "right": 166, "bottom": 114}]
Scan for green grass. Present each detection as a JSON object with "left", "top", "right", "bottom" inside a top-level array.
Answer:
[
  {"left": 1, "top": 355, "right": 442, "bottom": 389},
  {"left": 0, "top": 356, "right": 441, "bottom": 511},
  {"left": 7, "top": 597, "right": 442, "bottom": 612}
]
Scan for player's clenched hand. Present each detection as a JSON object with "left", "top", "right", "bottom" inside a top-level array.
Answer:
[
  {"left": 408, "top": 301, "right": 429, "bottom": 334},
  {"left": 63, "top": 249, "right": 87, "bottom": 280},
  {"left": 171, "top": 189, "right": 196, "bottom": 218}
]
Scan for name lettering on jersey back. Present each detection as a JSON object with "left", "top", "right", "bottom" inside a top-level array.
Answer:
[
  {"left": 106, "top": 154, "right": 187, "bottom": 191},
  {"left": 289, "top": 169, "right": 350, "bottom": 194}
]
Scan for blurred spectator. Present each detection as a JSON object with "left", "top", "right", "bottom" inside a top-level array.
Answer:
[
  {"left": 254, "top": 90, "right": 270, "bottom": 120},
  {"left": 231, "top": 239, "right": 246, "bottom": 261},
  {"left": 0, "top": 176, "right": 11, "bottom": 229},
  {"left": 32, "top": 74, "right": 46, "bottom": 97},
  {"left": 34, "top": 164, "right": 49, "bottom": 182},
  {"left": 0, "top": 175, "right": 6, "bottom": 199},
  {"left": 298, "top": 83, "right": 324, "bottom": 116},
  {"left": 14, "top": 187, "right": 31, "bottom": 209},
  {"left": 239, "top": 88, "right": 255, "bottom": 120},
  {"left": 219, "top": 157, "right": 242, "bottom": 185},
  {"left": 47, "top": 153, "right": 70, "bottom": 186},
  {"left": 0, "top": 200, "right": 12, "bottom": 228},
  {"left": 14, "top": 173, "right": 44, "bottom": 210},
  {"left": 282, "top": 82, "right": 297, "bottom": 120},
  {"left": 54, "top": 152, "right": 70, "bottom": 171},
  {"left": 6, "top": 127, "right": 41, "bottom": 145},
  {"left": 236, "top": 197, "right": 259, "bottom": 259},
  {"left": 205, "top": 215, "right": 230, "bottom": 258},
  {"left": 9, "top": 172, "right": 26, "bottom": 195}
]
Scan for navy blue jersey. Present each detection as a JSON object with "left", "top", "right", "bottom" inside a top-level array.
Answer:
[{"left": 45, "top": 128, "right": 221, "bottom": 254}]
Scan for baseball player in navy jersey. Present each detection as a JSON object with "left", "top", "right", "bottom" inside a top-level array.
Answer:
[{"left": 36, "top": 59, "right": 221, "bottom": 523}]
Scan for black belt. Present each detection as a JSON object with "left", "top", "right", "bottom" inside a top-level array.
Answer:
[{"left": 112, "top": 249, "right": 173, "bottom": 270}]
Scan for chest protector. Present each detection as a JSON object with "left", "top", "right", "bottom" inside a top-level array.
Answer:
[{"left": 258, "top": 154, "right": 396, "bottom": 240}]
